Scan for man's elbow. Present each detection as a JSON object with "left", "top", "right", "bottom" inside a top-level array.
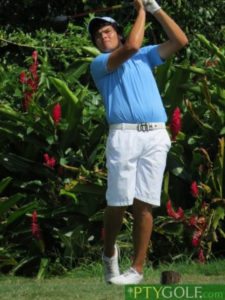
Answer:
[
  {"left": 124, "top": 40, "right": 141, "bottom": 54},
  {"left": 182, "top": 35, "right": 189, "bottom": 47},
  {"left": 178, "top": 35, "right": 189, "bottom": 49}
]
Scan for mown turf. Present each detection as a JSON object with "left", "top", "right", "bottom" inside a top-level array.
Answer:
[{"left": 0, "top": 259, "right": 225, "bottom": 300}]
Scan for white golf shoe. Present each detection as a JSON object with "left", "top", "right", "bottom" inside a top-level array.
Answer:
[
  {"left": 109, "top": 267, "right": 143, "bottom": 285},
  {"left": 102, "top": 245, "right": 120, "bottom": 283}
]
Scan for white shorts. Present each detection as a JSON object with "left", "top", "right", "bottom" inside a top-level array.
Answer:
[{"left": 106, "top": 128, "right": 171, "bottom": 207}]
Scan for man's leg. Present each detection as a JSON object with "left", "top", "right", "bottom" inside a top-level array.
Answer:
[
  {"left": 132, "top": 198, "right": 153, "bottom": 274},
  {"left": 103, "top": 205, "right": 127, "bottom": 257},
  {"left": 102, "top": 205, "right": 127, "bottom": 283},
  {"left": 109, "top": 199, "right": 152, "bottom": 285}
]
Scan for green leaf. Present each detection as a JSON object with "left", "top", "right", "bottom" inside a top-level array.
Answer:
[
  {"left": 0, "top": 104, "right": 28, "bottom": 124},
  {"left": 37, "top": 258, "right": 49, "bottom": 280},
  {"left": 50, "top": 77, "right": 83, "bottom": 149},
  {"left": 155, "top": 59, "right": 172, "bottom": 93},
  {"left": 71, "top": 183, "right": 105, "bottom": 195},
  {"left": 0, "top": 193, "right": 24, "bottom": 216},
  {"left": 81, "top": 46, "right": 100, "bottom": 57},
  {"left": 196, "top": 34, "right": 225, "bottom": 66},
  {"left": 65, "top": 62, "right": 89, "bottom": 83},
  {"left": 20, "top": 180, "right": 43, "bottom": 189},
  {"left": 0, "top": 177, "right": 12, "bottom": 194},
  {"left": 172, "top": 167, "right": 184, "bottom": 176},
  {"left": 60, "top": 190, "right": 78, "bottom": 204},
  {"left": 10, "top": 256, "right": 37, "bottom": 276},
  {"left": 50, "top": 77, "right": 79, "bottom": 105},
  {"left": 167, "top": 150, "right": 191, "bottom": 181},
  {"left": 0, "top": 153, "right": 56, "bottom": 179},
  {"left": 213, "top": 207, "right": 225, "bottom": 230},
  {"left": 46, "top": 134, "right": 57, "bottom": 145},
  {"left": 220, "top": 127, "right": 225, "bottom": 135},
  {"left": 163, "top": 66, "right": 190, "bottom": 111},
  {"left": 6, "top": 202, "right": 37, "bottom": 225}
]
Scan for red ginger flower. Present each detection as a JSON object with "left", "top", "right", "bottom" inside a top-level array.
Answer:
[
  {"left": 23, "top": 91, "right": 33, "bottom": 111},
  {"left": 170, "top": 107, "right": 182, "bottom": 141},
  {"left": 29, "top": 63, "right": 39, "bottom": 82},
  {"left": 202, "top": 201, "right": 208, "bottom": 211},
  {"left": 43, "top": 153, "right": 56, "bottom": 169},
  {"left": 197, "top": 216, "right": 206, "bottom": 227},
  {"left": 166, "top": 199, "right": 184, "bottom": 220},
  {"left": 32, "top": 210, "right": 38, "bottom": 223},
  {"left": 198, "top": 248, "right": 205, "bottom": 263},
  {"left": 188, "top": 215, "right": 198, "bottom": 226},
  {"left": 20, "top": 50, "right": 39, "bottom": 111},
  {"left": 27, "top": 78, "right": 38, "bottom": 92},
  {"left": 192, "top": 230, "right": 202, "bottom": 247},
  {"left": 20, "top": 71, "right": 27, "bottom": 84},
  {"left": 32, "top": 50, "right": 38, "bottom": 63},
  {"left": 31, "top": 210, "right": 41, "bottom": 240},
  {"left": 190, "top": 181, "right": 199, "bottom": 198},
  {"left": 29, "top": 51, "right": 39, "bottom": 83},
  {"left": 52, "top": 103, "right": 62, "bottom": 125}
]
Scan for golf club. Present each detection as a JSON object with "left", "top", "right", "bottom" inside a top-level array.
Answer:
[
  {"left": 51, "top": 0, "right": 162, "bottom": 33},
  {"left": 51, "top": 3, "right": 132, "bottom": 33}
]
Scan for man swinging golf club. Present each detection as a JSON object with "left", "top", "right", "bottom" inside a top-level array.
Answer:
[{"left": 88, "top": 0, "right": 188, "bottom": 285}]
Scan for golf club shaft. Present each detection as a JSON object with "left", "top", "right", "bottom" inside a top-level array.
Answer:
[{"left": 69, "top": 3, "right": 132, "bottom": 19}]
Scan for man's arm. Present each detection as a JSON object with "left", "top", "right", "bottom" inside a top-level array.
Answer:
[
  {"left": 154, "top": 9, "right": 188, "bottom": 60},
  {"left": 107, "top": 0, "right": 146, "bottom": 72},
  {"left": 143, "top": 0, "right": 188, "bottom": 59},
  {"left": 107, "top": 0, "right": 188, "bottom": 71}
]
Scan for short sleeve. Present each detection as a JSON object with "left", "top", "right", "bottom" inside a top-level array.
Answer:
[
  {"left": 140, "top": 45, "right": 165, "bottom": 69},
  {"left": 90, "top": 53, "right": 111, "bottom": 81}
]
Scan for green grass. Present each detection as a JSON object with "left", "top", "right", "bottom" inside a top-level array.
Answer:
[{"left": 0, "top": 259, "right": 225, "bottom": 300}]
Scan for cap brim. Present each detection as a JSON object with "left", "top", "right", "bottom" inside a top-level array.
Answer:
[{"left": 88, "top": 16, "right": 117, "bottom": 35}]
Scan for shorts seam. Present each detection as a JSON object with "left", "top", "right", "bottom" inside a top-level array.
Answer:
[
  {"left": 106, "top": 200, "right": 132, "bottom": 207},
  {"left": 135, "top": 194, "right": 160, "bottom": 206}
]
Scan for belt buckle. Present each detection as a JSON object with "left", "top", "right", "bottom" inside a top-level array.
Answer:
[{"left": 137, "top": 123, "right": 151, "bottom": 132}]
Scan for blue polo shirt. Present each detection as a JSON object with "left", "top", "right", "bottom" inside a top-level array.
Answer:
[{"left": 90, "top": 45, "right": 167, "bottom": 124}]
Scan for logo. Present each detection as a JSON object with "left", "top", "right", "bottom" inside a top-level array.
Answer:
[{"left": 125, "top": 284, "right": 225, "bottom": 300}]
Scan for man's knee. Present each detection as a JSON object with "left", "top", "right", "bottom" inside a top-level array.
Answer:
[{"left": 133, "top": 198, "right": 153, "bottom": 212}]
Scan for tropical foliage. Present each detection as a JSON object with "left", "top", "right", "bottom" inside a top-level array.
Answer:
[
  {"left": 0, "top": 1, "right": 224, "bottom": 277},
  {"left": 152, "top": 34, "right": 225, "bottom": 264},
  {"left": 0, "top": 39, "right": 106, "bottom": 277}
]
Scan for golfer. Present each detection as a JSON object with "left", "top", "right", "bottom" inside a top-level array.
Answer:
[{"left": 88, "top": 0, "right": 188, "bottom": 285}]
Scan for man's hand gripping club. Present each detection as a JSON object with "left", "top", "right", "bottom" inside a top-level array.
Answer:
[{"left": 142, "top": 0, "right": 161, "bottom": 14}]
